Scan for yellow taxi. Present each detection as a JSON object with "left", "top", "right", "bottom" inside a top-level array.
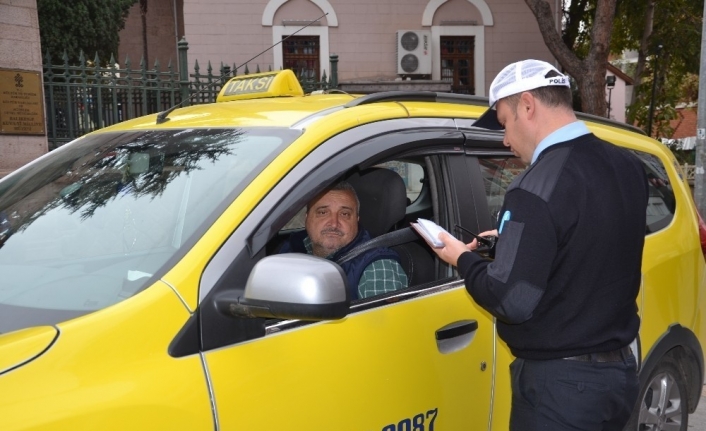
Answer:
[{"left": 0, "top": 70, "right": 703, "bottom": 431}]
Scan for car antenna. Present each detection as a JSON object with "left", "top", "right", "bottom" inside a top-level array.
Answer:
[{"left": 155, "top": 12, "right": 329, "bottom": 125}]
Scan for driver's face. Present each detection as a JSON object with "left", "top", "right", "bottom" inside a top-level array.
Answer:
[{"left": 306, "top": 189, "right": 359, "bottom": 257}]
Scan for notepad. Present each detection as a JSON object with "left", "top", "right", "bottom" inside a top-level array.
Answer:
[{"left": 410, "top": 218, "right": 456, "bottom": 248}]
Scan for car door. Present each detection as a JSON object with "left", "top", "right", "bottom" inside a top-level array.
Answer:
[{"left": 187, "top": 121, "right": 497, "bottom": 431}]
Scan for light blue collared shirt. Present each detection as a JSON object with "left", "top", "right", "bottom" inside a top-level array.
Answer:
[{"left": 531, "top": 121, "right": 591, "bottom": 164}]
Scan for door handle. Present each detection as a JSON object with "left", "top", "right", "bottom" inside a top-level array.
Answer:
[
  {"left": 436, "top": 320, "right": 478, "bottom": 340},
  {"left": 435, "top": 320, "right": 478, "bottom": 354}
]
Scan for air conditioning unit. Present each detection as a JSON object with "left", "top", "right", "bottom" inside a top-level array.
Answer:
[{"left": 396, "top": 30, "right": 432, "bottom": 75}]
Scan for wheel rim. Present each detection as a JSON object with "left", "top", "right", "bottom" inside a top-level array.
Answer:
[{"left": 637, "top": 371, "right": 684, "bottom": 431}]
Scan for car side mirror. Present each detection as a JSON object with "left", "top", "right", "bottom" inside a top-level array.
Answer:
[{"left": 215, "top": 254, "right": 350, "bottom": 321}]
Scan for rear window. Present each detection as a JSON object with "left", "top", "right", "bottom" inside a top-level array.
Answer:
[
  {"left": 633, "top": 151, "right": 675, "bottom": 233},
  {"left": 477, "top": 150, "right": 676, "bottom": 234}
]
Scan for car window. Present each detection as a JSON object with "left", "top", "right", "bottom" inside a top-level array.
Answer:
[
  {"left": 478, "top": 151, "right": 676, "bottom": 234},
  {"left": 632, "top": 150, "right": 675, "bottom": 233},
  {"left": 0, "top": 127, "right": 298, "bottom": 333},
  {"left": 478, "top": 157, "right": 527, "bottom": 225},
  {"left": 281, "top": 160, "right": 426, "bottom": 231},
  {"left": 282, "top": 206, "right": 307, "bottom": 230},
  {"left": 376, "top": 161, "right": 425, "bottom": 204}
]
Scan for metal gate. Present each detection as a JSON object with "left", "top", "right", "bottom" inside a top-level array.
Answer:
[{"left": 43, "top": 38, "right": 339, "bottom": 150}]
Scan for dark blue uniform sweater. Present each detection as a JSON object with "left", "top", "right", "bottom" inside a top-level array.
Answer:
[{"left": 458, "top": 133, "right": 648, "bottom": 360}]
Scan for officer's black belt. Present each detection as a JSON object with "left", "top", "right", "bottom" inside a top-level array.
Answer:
[{"left": 563, "top": 346, "right": 633, "bottom": 363}]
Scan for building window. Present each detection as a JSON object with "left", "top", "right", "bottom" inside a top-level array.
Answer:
[
  {"left": 282, "top": 36, "right": 320, "bottom": 80},
  {"left": 440, "top": 36, "right": 475, "bottom": 94}
]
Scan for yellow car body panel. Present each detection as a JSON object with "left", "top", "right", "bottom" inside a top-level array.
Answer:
[
  {"left": 0, "top": 326, "right": 57, "bottom": 374},
  {"left": 490, "top": 340, "right": 515, "bottom": 431},
  {"left": 403, "top": 102, "right": 487, "bottom": 120},
  {"left": 591, "top": 124, "right": 706, "bottom": 359},
  {"left": 206, "top": 286, "right": 495, "bottom": 431},
  {"left": 0, "top": 282, "right": 212, "bottom": 430},
  {"left": 97, "top": 94, "right": 364, "bottom": 131}
]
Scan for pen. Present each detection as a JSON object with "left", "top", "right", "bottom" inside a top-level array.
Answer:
[
  {"left": 499, "top": 211, "right": 511, "bottom": 234},
  {"left": 454, "top": 224, "right": 495, "bottom": 247}
]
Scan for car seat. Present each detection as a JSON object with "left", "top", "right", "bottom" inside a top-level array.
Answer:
[{"left": 347, "top": 168, "right": 435, "bottom": 286}]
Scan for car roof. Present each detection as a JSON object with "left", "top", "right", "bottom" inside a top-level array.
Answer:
[
  {"left": 92, "top": 89, "right": 669, "bottom": 170},
  {"left": 97, "top": 89, "right": 645, "bottom": 139},
  {"left": 96, "top": 94, "right": 355, "bottom": 130}
]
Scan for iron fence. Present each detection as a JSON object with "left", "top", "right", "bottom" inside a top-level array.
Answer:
[
  {"left": 684, "top": 164, "right": 696, "bottom": 184},
  {"left": 43, "top": 38, "right": 339, "bottom": 149}
]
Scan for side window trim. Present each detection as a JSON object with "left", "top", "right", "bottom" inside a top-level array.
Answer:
[{"left": 265, "top": 277, "right": 466, "bottom": 334}]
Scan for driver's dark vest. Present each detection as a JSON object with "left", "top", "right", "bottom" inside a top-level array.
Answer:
[{"left": 279, "top": 227, "right": 401, "bottom": 300}]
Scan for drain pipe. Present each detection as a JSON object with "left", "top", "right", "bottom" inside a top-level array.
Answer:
[
  {"left": 555, "top": 0, "right": 561, "bottom": 70},
  {"left": 173, "top": 0, "right": 179, "bottom": 46}
]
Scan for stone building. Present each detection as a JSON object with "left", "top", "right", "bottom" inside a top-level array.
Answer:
[
  {"left": 0, "top": 0, "right": 47, "bottom": 178},
  {"left": 119, "top": 0, "right": 563, "bottom": 98}
]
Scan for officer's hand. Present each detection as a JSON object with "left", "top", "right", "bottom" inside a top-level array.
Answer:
[
  {"left": 432, "top": 232, "right": 472, "bottom": 267},
  {"left": 477, "top": 229, "right": 498, "bottom": 248},
  {"left": 480, "top": 229, "right": 498, "bottom": 237},
  {"left": 467, "top": 229, "right": 498, "bottom": 251}
]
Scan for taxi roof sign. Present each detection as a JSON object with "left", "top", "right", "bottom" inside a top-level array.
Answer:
[{"left": 217, "top": 70, "right": 304, "bottom": 102}]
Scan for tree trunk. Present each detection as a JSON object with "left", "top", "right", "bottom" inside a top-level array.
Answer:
[
  {"left": 630, "top": 0, "right": 655, "bottom": 105},
  {"left": 525, "top": 0, "right": 618, "bottom": 117},
  {"left": 580, "top": 0, "right": 616, "bottom": 116}
]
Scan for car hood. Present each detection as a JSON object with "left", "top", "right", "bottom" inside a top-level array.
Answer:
[{"left": 0, "top": 326, "right": 58, "bottom": 374}]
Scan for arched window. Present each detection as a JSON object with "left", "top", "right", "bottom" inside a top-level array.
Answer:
[
  {"left": 423, "top": 0, "right": 493, "bottom": 96},
  {"left": 262, "top": 0, "right": 338, "bottom": 78}
]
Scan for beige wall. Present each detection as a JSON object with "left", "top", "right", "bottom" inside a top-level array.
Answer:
[
  {"left": 118, "top": 0, "right": 183, "bottom": 70},
  {"left": 0, "top": 0, "right": 47, "bottom": 177},
  {"left": 182, "top": 0, "right": 274, "bottom": 73},
  {"left": 179, "top": 0, "right": 559, "bottom": 96}
]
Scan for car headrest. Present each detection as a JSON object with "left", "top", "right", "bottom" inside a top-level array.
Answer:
[{"left": 347, "top": 168, "right": 407, "bottom": 237}]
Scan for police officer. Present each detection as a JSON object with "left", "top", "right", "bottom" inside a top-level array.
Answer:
[{"left": 433, "top": 59, "right": 647, "bottom": 431}]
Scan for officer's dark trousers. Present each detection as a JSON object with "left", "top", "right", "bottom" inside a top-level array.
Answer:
[{"left": 509, "top": 352, "right": 639, "bottom": 431}]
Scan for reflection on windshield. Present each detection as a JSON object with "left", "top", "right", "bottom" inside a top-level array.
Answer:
[{"left": 0, "top": 127, "right": 299, "bottom": 333}]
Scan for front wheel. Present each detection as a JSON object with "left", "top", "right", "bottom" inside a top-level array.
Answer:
[{"left": 626, "top": 354, "right": 688, "bottom": 431}]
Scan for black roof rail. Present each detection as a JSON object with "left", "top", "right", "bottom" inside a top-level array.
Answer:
[
  {"left": 575, "top": 111, "right": 646, "bottom": 136},
  {"left": 344, "top": 90, "right": 647, "bottom": 137},
  {"left": 344, "top": 91, "right": 488, "bottom": 108}
]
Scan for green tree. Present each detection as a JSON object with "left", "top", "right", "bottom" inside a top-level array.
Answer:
[
  {"left": 38, "top": 0, "right": 137, "bottom": 64},
  {"left": 611, "top": 0, "right": 703, "bottom": 137},
  {"left": 526, "top": 0, "right": 703, "bottom": 137}
]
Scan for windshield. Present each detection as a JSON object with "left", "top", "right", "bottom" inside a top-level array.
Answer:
[{"left": 0, "top": 127, "right": 299, "bottom": 333}]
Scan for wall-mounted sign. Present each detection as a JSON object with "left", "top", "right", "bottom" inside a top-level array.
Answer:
[{"left": 0, "top": 69, "right": 45, "bottom": 135}]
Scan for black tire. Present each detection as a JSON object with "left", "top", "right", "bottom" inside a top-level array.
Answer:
[{"left": 625, "top": 354, "right": 688, "bottom": 431}]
